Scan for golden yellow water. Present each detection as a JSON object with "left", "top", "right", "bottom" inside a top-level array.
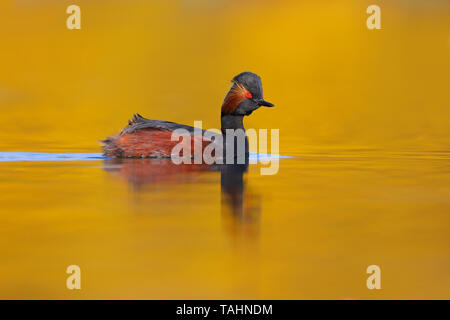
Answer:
[{"left": 0, "top": 0, "right": 449, "bottom": 299}]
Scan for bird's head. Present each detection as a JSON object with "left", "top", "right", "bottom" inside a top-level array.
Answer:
[{"left": 221, "top": 72, "right": 274, "bottom": 116}]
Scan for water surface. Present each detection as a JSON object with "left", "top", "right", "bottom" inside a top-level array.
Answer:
[
  {"left": 0, "top": 149, "right": 448, "bottom": 299},
  {"left": 0, "top": 0, "right": 449, "bottom": 299}
]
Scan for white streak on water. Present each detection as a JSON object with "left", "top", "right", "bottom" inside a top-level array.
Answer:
[{"left": 0, "top": 152, "right": 291, "bottom": 163}]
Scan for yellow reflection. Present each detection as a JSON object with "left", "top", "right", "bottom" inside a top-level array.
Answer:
[{"left": 0, "top": 0, "right": 449, "bottom": 299}]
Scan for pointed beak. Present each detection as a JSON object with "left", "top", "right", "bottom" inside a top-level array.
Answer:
[{"left": 257, "top": 99, "right": 275, "bottom": 107}]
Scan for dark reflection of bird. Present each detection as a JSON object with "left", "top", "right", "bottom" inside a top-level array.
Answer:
[
  {"left": 103, "top": 159, "right": 261, "bottom": 236},
  {"left": 102, "top": 72, "right": 274, "bottom": 159},
  {"left": 220, "top": 163, "right": 262, "bottom": 240}
]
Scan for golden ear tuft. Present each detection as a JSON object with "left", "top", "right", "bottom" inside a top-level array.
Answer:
[{"left": 221, "top": 82, "right": 249, "bottom": 114}]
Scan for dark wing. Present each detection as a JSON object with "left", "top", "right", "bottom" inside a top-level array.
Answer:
[{"left": 121, "top": 113, "right": 208, "bottom": 135}]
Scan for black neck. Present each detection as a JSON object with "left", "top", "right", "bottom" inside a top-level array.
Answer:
[{"left": 221, "top": 114, "right": 244, "bottom": 133}]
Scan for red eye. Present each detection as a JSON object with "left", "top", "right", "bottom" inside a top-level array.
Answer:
[{"left": 245, "top": 91, "right": 252, "bottom": 99}]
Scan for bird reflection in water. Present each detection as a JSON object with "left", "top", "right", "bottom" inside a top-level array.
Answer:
[
  {"left": 220, "top": 163, "right": 261, "bottom": 240},
  {"left": 103, "top": 159, "right": 261, "bottom": 239}
]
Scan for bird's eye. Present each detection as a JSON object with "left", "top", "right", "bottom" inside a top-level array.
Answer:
[{"left": 245, "top": 91, "right": 252, "bottom": 99}]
